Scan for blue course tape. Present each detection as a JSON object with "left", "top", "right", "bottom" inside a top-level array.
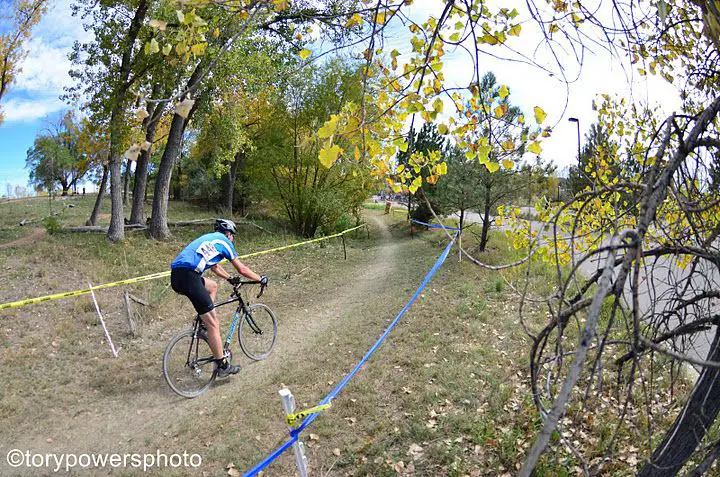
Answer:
[
  {"left": 242, "top": 436, "right": 298, "bottom": 477},
  {"left": 410, "top": 218, "right": 461, "bottom": 231},
  {"left": 242, "top": 231, "right": 459, "bottom": 477}
]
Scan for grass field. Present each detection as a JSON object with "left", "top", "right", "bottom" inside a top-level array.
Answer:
[{"left": 0, "top": 197, "right": 710, "bottom": 476}]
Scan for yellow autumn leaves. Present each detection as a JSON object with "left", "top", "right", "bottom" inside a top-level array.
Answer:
[{"left": 313, "top": 81, "right": 549, "bottom": 198}]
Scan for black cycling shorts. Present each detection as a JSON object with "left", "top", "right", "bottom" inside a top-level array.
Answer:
[{"left": 170, "top": 268, "right": 214, "bottom": 315}]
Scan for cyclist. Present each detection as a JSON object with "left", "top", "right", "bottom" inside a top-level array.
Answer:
[{"left": 170, "top": 218, "right": 268, "bottom": 377}]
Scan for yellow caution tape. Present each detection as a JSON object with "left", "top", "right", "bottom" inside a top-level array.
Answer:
[
  {"left": 286, "top": 403, "right": 332, "bottom": 426},
  {"left": 0, "top": 224, "right": 366, "bottom": 311},
  {"left": 0, "top": 272, "right": 171, "bottom": 311}
]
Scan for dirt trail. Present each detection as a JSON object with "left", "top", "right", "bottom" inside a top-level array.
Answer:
[
  {"left": 0, "top": 228, "right": 45, "bottom": 249},
  {"left": 3, "top": 214, "right": 403, "bottom": 472}
]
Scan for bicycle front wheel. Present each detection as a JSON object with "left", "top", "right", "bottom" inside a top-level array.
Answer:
[
  {"left": 238, "top": 303, "right": 277, "bottom": 360},
  {"left": 163, "top": 330, "right": 216, "bottom": 398}
]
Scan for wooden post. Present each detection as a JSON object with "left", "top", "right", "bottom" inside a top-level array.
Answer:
[
  {"left": 89, "top": 282, "right": 119, "bottom": 357},
  {"left": 341, "top": 235, "right": 347, "bottom": 260},
  {"left": 123, "top": 290, "right": 138, "bottom": 336}
]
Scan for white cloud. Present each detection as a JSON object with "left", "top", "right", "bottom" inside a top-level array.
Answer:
[
  {"left": 34, "top": 0, "right": 88, "bottom": 46},
  {"left": 2, "top": 0, "right": 87, "bottom": 123},
  {"left": 14, "top": 36, "right": 75, "bottom": 93},
  {"left": 2, "top": 96, "right": 65, "bottom": 122}
]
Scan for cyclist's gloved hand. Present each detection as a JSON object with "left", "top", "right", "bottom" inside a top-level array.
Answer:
[
  {"left": 259, "top": 275, "right": 269, "bottom": 286},
  {"left": 227, "top": 277, "right": 242, "bottom": 286}
]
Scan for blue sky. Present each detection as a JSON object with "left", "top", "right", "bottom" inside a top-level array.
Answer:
[
  {"left": 0, "top": 0, "right": 85, "bottom": 194},
  {"left": 0, "top": 0, "right": 684, "bottom": 196}
]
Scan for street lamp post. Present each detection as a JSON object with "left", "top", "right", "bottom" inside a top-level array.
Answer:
[
  {"left": 568, "top": 117, "right": 581, "bottom": 167},
  {"left": 568, "top": 116, "right": 590, "bottom": 190}
]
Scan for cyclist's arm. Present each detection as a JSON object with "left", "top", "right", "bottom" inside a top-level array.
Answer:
[
  {"left": 210, "top": 263, "right": 232, "bottom": 280},
  {"left": 230, "top": 258, "right": 262, "bottom": 282}
]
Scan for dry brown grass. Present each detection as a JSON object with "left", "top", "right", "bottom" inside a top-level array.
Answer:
[{"left": 0, "top": 200, "right": 702, "bottom": 476}]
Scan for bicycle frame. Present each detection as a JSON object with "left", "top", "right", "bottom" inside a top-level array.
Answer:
[
  {"left": 214, "top": 295, "right": 246, "bottom": 347},
  {"left": 164, "top": 280, "right": 270, "bottom": 398},
  {"left": 191, "top": 286, "right": 265, "bottom": 352}
]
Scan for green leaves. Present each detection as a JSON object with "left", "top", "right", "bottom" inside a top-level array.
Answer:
[
  {"left": 528, "top": 141, "right": 543, "bottom": 155},
  {"left": 319, "top": 144, "right": 343, "bottom": 168},
  {"left": 346, "top": 13, "right": 363, "bottom": 28},
  {"left": 144, "top": 38, "right": 159, "bottom": 54},
  {"left": 318, "top": 115, "right": 339, "bottom": 139},
  {"left": 484, "top": 161, "right": 500, "bottom": 173},
  {"left": 498, "top": 84, "right": 509, "bottom": 100},
  {"left": 191, "top": 43, "right": 207, "bottom": 56}
]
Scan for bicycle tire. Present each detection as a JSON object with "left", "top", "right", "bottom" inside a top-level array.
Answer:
[
  {"left": 163, "top": 329, "right": 216, "bottom": 398},
  {"left": 238, "top": 303, "right": 277, "bottom": 360}
]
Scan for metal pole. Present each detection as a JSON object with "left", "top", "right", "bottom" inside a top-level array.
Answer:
[
  {"left": 279, "top": 388, "right": 309, "bottom": 477},
  {"left": 341, "top": 235, "right": 347, "bottom": 260},
  {"left": 575, "top": 121, "right": 581, "bottom": 165},
  {"left": 569, "top": 117, "right": 588, "bottom": 185}
]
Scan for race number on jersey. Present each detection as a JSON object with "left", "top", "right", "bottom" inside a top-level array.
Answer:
[{"left": 197, "top": 242, "right": 220, "bottom": 261}]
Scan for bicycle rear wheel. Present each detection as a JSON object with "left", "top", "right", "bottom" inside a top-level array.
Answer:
[
  {"left": 238, "top": 303, "right": 277, "bottom": 360},
  {"left": 163, "top": 329, "right": 216, "bottom": 398}
]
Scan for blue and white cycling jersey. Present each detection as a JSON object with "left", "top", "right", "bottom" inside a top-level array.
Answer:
[{"left": 171, "top": 232, "right": 238, "bottom": 273}]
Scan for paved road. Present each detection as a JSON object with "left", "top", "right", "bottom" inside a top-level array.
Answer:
[
  {"left": 578, "top": 242, "right": 719, "bottom": 369},
  {"left": 450, "top": 210, "right": 719, "bottom": 369}
]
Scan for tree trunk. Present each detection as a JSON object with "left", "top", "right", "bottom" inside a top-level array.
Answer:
[
  {"left": 122, "top": 160, "right": 131, "bottom": 206},
  {"left": 105, "top": 0, "right": 149, "bottom": 242},
  {"left": 86, "top": 163, "right": 108, "bottom": 226},
  {"left": 149, "top": 61, "right": 205, "bottom": 240},
  {"left": 173, "top": 157, "right": 183, "bottom": 201},
  {"left": 149, "top": 112, "right": 187, "bottom": 240},
  {"left": 637, "top": 328, "right": 720, "bottom": 476},
  {"left": 478, "top": 184, "right": 492, "bottom": 251},
  {"left": 130, "top": 87, "right": 161, "bottom": 225},
  {"left": 107, "top": 149, "right": 125, "bottom": 241},
  {"left": 130, "top": 153, "right": 149, "bottom": 224},
  {"left": 224, "top": 151, "right": 241, "bottom": 215}
]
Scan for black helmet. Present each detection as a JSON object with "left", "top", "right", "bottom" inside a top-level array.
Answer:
[{"left": 214, "top": 218, "right": 237, "bottom": 235}]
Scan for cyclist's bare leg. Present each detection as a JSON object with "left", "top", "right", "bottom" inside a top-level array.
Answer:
[
  {"left": 205, "top": 278, "right": 218, "bottom": 302},
  {"left": 201, "top": 310, "right": 224, "bottom": 359},
  {"left": 200, "top": 278, "right": 223, "bottom": 359}
]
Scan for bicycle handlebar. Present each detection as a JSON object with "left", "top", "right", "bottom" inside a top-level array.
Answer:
[{"left": 229, "top": 279, "right": 267, "bottom": 299}]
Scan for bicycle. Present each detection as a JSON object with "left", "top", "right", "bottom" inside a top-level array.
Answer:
[{"left": 162, "top": 279, "right": 277, "bottom": 398}]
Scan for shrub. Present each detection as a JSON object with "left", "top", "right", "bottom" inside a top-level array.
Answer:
[{"left": 42, "top": 215, "right": 63, "bottom": 235}]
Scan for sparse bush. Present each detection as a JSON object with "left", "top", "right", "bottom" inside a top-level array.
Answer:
[{"left": 42, "top": 215, "right": 62, "bottom": 234}]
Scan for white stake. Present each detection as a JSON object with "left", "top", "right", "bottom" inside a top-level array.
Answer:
[
  {"left": 279, "top": 388, "right": 309, "bottom": 477},
  {"left": 88, "top": 282, "right": 119, "bottom": 358}
]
